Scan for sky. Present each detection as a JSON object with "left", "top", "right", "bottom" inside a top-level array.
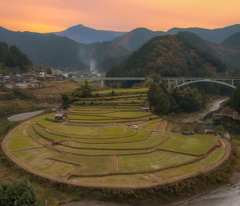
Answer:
[{"left": 0, "top": 0, "right": 239, "bottom": 33}]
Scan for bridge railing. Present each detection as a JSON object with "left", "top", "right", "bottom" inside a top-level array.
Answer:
[{"left": 159, "top": 77, "right": 240, "bottom": 89}]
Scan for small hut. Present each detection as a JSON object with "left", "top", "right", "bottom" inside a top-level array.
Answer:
[
  {"left": 54, "top": 112, "right": 66, "bottom": 120},
  {"left": 52, "top": 140, "right": 60, "bottom": 145},
  {"left": 141, "top": 107, "right": 150, "bottom": 112}
]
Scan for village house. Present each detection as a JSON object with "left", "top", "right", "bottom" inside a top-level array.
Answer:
[
  {"left": 39, "top": 70, "right": 46, "bottom": 77},
  {"left": 54, "top": 112, "right": 67, "bottom": 120},
  {"left": 5, "top": 83, "right": 14, "bottom": 89},
  {"left": 3, "top": 75, "right": 11, "bottom": 82}
]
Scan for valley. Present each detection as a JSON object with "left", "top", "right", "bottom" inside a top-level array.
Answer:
[{"left": 0, "top": 22, "right": 240, "bottom": 205}]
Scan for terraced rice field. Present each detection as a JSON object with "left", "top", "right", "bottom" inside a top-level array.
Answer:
[{"left": 3, "top": 90, "right": 230, "bottom": 188}]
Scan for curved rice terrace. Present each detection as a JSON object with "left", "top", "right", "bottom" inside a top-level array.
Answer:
[{"left": 2, "top": 89, "right": 231, "bottom": 188}]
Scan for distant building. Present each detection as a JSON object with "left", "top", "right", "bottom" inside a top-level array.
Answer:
[
  {"left": 39, "top": 70, "right": 46, "bottom": 77},
  {"left": 5, "top": 83, "right": 14, "bottom": 89},
  {"left": 141, "top": 107, "right": 150, "bottom": 112},
  {"left": 3, "top": 75, "right": 11, "bottom": 81},
  {"left": 54, "top": 112, "right": 66, "bottom": 120},
  {"left": 16, "top": 83, "right": 28, "bottom": 88}
]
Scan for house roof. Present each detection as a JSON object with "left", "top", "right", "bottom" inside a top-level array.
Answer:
[{"left": 55, "top": 113, "right": 65, "bottom": 117}]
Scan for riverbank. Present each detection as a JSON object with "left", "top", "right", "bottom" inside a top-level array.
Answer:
[
  {"left": 174, "top": 147, "right": 240, "bottom": 206},
  {"left": 165, "top": 97, "right": 228, "bottom": 124}
]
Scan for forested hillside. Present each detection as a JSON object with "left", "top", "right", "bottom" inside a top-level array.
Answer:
[
  {"left": 107, "top": 35, "right": 226, "bottom": 78},
  {"left": 148, "top": 83, "right": 206, "bottom": 114},
  {"left": 228, "top": 86, "right": 240, "bottom": 112},
  {"left": 178, "top": 31, "right": 240, "bottom": 69},
  {"left": 0, "top": 42, "right": 32, "bottom": 74},
  {"left": 112, "top": 28, "right": 165, "bottom": 51}
]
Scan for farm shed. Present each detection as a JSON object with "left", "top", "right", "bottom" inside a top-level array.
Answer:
[{"left": 54, "top": 113, "right": 66, "bottom": 120}]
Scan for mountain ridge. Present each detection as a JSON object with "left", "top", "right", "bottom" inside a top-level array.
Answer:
[
  {"left": 0, "top": 26, "right": 130, "bottom": 70},
  {"left": 107, "top": 35, "right": 227, "bottom": 79},
  {"left": 53, "top": 24, "right": 126, "bottom": 44}
]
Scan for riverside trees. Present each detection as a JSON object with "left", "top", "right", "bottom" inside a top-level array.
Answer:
[{"left": 148, "top": 83, "right": 206, "bottom": 115}]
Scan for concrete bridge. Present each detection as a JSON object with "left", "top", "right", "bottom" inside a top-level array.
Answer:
[
  {"left": 71, "top": 77, "right": 146, "bottom": 81},
  {"left": 160, "top": 77, "right": 240, "bottom": 89},
  {"left": 70, "top": 77, "right": 240, "bottom": 89}
]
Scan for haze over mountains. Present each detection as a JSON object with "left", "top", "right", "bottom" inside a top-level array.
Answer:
[
  {"left": 0, "top": 24, "right": 240, "bottom": 72},
  {"left": 54, "top": 24, "right": 126, "bottom": 44},
  {"left": 0, "top": 26, "right": 130, "bottom": 71}
]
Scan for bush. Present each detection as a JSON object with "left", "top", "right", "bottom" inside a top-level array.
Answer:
[
  {"left": 0, "top": 178, "right": 41, "bottom": 206},
  {"left": 0, "top": 120, "right": 18, "bottom": 138}
]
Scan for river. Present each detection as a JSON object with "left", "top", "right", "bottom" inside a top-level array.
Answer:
[
  {"left": 176, "top": 173, "right": 240, "bottom": 206},
  {"left": 181, "top": 97, "right": 228, "bottom": 123}
]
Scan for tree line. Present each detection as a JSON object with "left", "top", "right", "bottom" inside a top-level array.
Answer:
[
  {"left": 61, "top": 80, "right": 92, "bottom": 108},
  {"left": 227, "top": 86, "right": 240, "bottom": 112},
  {"left": 148, "top": 83, "right": 206, "bottom": 115},
  {"left": 0, "top": 42, "right": 32, "bottom": 74}
]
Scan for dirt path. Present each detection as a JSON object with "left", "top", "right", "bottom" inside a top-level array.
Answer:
[
  {"left": 155, "top": 120, "right": 168, "bottom": 132},
  {"left": 112, "top": 155, "right": 118, "bottom": 173}
]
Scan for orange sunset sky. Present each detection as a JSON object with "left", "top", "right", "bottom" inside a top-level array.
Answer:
[{"left": 0, "top": 0, "right": 239, "bottom": 33}]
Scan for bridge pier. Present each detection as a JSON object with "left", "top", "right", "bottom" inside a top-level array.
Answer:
[
  {"left": 168, "top": 79, "right": 172, "bottom": 90},
  {"left": 100, "top": 80, "right": 104, "bottom": 88}
]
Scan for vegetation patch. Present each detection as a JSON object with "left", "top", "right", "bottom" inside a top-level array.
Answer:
[{"left": 159, "top": 134, "right": 217, "bottom": 155}]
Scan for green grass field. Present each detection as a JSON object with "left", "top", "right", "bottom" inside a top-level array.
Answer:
[
  {"left": 159, "top": 134, "right": 217, "bottom": 155},
  {"left": 4, "top": 88, "right": 228, "bottom": 188}
]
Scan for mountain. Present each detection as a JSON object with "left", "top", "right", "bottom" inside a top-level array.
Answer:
[
  {"left": 178, "top": 31, "right": 240, "bottom": 69},
  {"left": 54, "top": 24, "right": 126, "bottom": 44},
  {"left": 168, "top": 24, "right": 240, "bottom": 43},
  {"left": 220, "top": 32, "right": 240, "bottom": 68},
  {"left": 112, "top": 28, "right": 165, "bottom": 51},
  {"left": 107, "top": 35, "right": 226, "bottom": 78},
  {"left": 177, "top": 31, "right": 211, "bottom": 51},
  {"left": 0, "top": 27, "right": 129, "bottom": 71},
  {"left": 0, "top": 27, "right": 88, "bottom": 70},
  {"left": 222, "top": 32, "right": 240, "bottom": 50}
]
